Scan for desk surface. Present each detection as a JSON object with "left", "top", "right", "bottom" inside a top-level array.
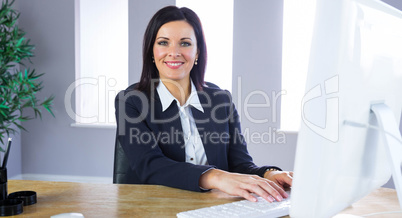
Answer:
[{"left": 7, "top": 180, "right": 400, "bottom": 217}]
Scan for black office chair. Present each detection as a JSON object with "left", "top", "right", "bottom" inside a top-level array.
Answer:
[
  {"left": 113, "top": 82, "right": 220, "bottom": 184},
  {"left": 113, "top": 137, "right": 131, "bottom": 184}
]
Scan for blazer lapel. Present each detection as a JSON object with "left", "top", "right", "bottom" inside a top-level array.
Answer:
[{"left": 153, "top": 92, "right": 185, "bottom": 162}]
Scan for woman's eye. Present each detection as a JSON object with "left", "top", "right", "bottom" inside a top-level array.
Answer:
[
  {"left": 157, "top": 41, "right": 168, "bottom": 46},
  {"left": 181, "top": 41, "right": 191, "bottom": 47}
]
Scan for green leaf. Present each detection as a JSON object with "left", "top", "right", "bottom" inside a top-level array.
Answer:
[{"left": 16, "top": 37, "right": 24, "bottom": 47}]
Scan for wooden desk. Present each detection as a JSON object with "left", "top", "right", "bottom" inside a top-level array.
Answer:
[{"left": 7, "top": 180, "right": 400, "bottom": 217}]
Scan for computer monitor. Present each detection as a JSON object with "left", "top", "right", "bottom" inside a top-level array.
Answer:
[{"left": 290, "top": 0, "right": 402, "bottom": 217}]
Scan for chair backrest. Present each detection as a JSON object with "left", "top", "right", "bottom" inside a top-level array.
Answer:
[
  {"left": 113, "top": 137, "right": 130, "bottom": 184},
  {"left": 113, "top": 82, "right": 220, "bottom": 184}
]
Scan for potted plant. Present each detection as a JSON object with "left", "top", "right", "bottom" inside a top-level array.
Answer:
[{"left": 0, "top": 0, "right": 54, "bottom": 150}]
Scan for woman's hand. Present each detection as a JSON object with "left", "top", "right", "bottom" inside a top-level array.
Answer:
[
  {"left": 264, "top": 170, "right": 293, "bottom": 190},
  {"left": 199, "top": 169, "right": 289, "bottom": 202}
]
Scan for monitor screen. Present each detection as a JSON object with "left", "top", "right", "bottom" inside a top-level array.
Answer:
[{"left": 290, "top": 0, "right": 402, "bottom": 217}]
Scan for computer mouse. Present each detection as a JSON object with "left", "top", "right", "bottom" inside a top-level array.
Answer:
[{"left": 50, "top": 212, "right": 85, "bottom": 218}]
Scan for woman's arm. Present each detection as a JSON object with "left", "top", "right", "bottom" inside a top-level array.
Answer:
[{"left": 199, "top": 168, "right": 289, "bottom": 202}]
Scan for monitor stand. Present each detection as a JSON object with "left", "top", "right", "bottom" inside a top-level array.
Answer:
[{"left": 371, "top": 103, "right": 402, "bottom": 210}]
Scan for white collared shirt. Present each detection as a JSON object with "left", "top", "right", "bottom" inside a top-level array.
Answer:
[{"left": 156, "top": 80, "right": 208, "bottom": 165}]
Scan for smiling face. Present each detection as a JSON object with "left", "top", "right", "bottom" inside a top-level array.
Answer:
[{"left": 153, "top": 21, "right": 199, "bottom": 85}]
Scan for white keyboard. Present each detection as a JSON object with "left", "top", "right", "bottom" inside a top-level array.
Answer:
[{"left": 177, "top": 193, "right": 291, "bottom": 218}]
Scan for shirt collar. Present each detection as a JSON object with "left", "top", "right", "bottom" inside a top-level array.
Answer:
[{"left": 156, "top": 79, "right": 204, "bottom": 113}]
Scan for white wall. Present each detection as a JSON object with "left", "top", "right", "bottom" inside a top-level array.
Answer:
[
  {"left": 382, "top": 0, "right": 402, "bottom": 10},
  {"left": 13, "top": 0, "right": 176, "bottom": 181},
  {"left": 12, "top": 0, "right": 402, "bottom": 186},
  {"left": 14, "top": 0, "right": 113, "bottom": 180},
  {"left": 232, "top": 0, "right": 296, "bottom": 171},
  {"left": 13, "top": 0, "right": 291, "bottom": 181}
]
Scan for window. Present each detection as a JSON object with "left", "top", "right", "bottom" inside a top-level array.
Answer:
[
  {"left": 67, "top": 0, "right": 128, "bottom": 127},
  {"left": 67, "top": 1, "right": 232, "bottom": 127},
  {"left": 176, "top": 0, "right": 234, "bottom": 92},
  {"left": 281, "top": 0, "right": 317, "bottom": 131}
]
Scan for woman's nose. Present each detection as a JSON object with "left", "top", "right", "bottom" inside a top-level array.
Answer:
[{"left": 168, "top": 45, "right": 181, "bottom": 57}]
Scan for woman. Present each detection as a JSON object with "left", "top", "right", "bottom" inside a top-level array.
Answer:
[{"left": 115, "top": 6, "right": 292, "bottom": 203}]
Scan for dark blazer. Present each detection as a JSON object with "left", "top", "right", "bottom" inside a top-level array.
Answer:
[{"left": 115, "top": 83, "right": 280, "bottom": 192}]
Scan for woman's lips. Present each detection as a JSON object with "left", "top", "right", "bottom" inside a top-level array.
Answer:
[{"left": 165, "top": 61, "right": 184, "bottom": 69}]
